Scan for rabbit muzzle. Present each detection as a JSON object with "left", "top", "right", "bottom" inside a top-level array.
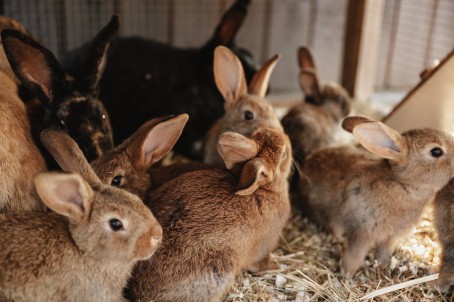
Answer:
[{"left": 135, "top": 223, "right": 163, "bottom": 260}]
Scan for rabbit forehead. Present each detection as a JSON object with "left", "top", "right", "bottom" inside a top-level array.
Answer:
[{"left": 404, "top": 128, "right": 454, "bottom": 152}]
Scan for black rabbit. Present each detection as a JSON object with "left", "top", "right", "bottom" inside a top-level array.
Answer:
[
  {"left": 63, "top": 0, "right": 257, "bottom": 159},
  {"left": 2, "top": 15, "right": 119, "bottom": 169}
]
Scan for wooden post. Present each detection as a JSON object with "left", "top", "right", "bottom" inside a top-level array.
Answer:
[{"left": 341, "top": 0, "right": 384, "bottom": 101}]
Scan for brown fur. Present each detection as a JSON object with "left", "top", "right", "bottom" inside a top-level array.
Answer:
[
  {"left": 0, "top": 17, "right": 46, "bottom": 212},
  {"left": 0, "top": 171, "right": 162, "bottom": 302},
  {"left": 128, "top": 127, "right": 292, "bottom": 302},
  {"left": 432, "top": 179, "right": 454, "bottom": 291},
  {"left": 281, "top": 46, "right": 351, "bottom": 165},
  {"left": 301, "top": 116, "right": 454, "bottom": 277},
  {"left": 203, "top": 46, "right": 282, "bottom": 166}
]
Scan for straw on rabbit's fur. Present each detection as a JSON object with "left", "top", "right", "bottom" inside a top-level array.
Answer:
[
  {"left": 0, "top": 168, "right": 162, "bottom": 302},
  {"left": 0, "top": 16, "right": 46, "bottom": 212},
  {"left": 124, "top": 127, "right": 292, "bottom": 302},
  {"left": 301, "top": 116, "right": 454, "bottom": 277},
  {"left": 203, "top": 46, "right": 282, "bottom": 167},
  {"left": 281, "top": 46, "right": 351, "bottom": 166},
  {"left": 63, "top": 0, "right": 256, "bottom": 160},
  {"left": 3, "top": 15, "right": 119, "bottom": 169}
]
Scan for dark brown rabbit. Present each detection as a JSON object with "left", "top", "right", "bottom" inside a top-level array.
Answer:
[
  {"left": 281, "top": 46, "right": 351, "bottom": 165},
  {"left": 126, "top": 127, "right": 292, "bottom": 302},
  {"left": 203, "top": 46, "right": 282, "bottom": 166},
  {"left": 63, "top": 0, "right": 257, "bottom": 159},
  {"left": 432, "top": 179, "right": 454, "bottom": 292},
  {"left": 0, "top": 170, "right": 162, "bottom": 301},
  {"left": 0, "top": 16, "right": 46, "bottom": 212},
  {"left": 2, "top": 15, "right": 119, "bottom": 169},
  {"left": 301, "top": 116, "right": 454, "bottom": 277}
]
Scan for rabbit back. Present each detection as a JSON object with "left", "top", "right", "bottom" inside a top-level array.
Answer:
[
  {"left": 128, "top": 168, "right": 290, "bottom": 301},
  {"left": 0, "top": 72, "right": 46, "bottom": 212}
]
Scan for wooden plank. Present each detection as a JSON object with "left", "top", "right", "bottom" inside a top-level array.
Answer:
[{"left": 383, "top": 48, "right": 454, "bottom": 133}]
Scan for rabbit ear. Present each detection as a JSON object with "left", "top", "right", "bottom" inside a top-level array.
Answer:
[
  {"left": 35, "top": 173, "right": 93, "bottom": 223},
  {"left": 217, "top": 132, "right": 258, "bottom": 169},
  {"left": 236, "top": 159, "right": 274, "bottom": 195},
  {"left": 347, "top": 117, "right": 406, "bottom": 161},
  {"left": 73, "top": 15, "right": 119, "bottom": 95},
  {"left": 40, "top": 129, "right": 102, "bottom": 187},
  {"left": 209, "top": 0, "right": 250, "bottom": 46},
  {"left": 248, "top": 54, "right": 280, "bottom": 98},
  {"left": 298, "top": 47, "right": 321, "bottom": 102},
  {"left": 214, "top": 46, "right": 247, "bottom": 106},
  {"left": 125, "top": 114, "right": 189, "bottom": 171},
  {"left": 2, "top": 29, "right": 68, "bottom": 104}
]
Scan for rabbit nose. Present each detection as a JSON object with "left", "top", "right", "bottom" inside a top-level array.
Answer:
[
  {"left": 135, "top": 224, "right": 163, "bottom": 260},
  {"left": 150, "top": 226, "right": 163, "bottom": 252}
]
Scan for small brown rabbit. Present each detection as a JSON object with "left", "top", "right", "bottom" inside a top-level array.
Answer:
[
  {"left": 301, "top": 116, "right": 454, "bottom": 277},
  {"left": 203, "top": 46, "right": 282, "bottom": 166},
  {"left": 281, "top": 46, "right": 351, "bottom": 165},
  {"left": 0, "top": 169, "right": 162, "bottom": 301},
  {"left": 127, "top": 127, "right": 292, "bottom": 302},
  {"left": 42, "top": 114, "right": 189, "bottom": 201},
  {"left": 432, "top": 179, "right": 454, "bottom": 292},
  {"left": 0, "top": 17, "right": 46, "bottom": 212}
]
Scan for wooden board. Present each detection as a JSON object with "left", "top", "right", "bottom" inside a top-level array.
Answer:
[{"left": 382, "top": 48, "right": 454, "bottom": 133}]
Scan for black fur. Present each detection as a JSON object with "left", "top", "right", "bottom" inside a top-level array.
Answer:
[
  {"left": 2, "top": 15, "right": 119, "bottom": 168},
  {"left": 63, "top": 0, "right": 257, "bottom": 159}
]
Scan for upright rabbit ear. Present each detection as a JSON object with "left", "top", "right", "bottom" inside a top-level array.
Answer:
[
  {"left": 249, "top": 54, "right": 280, "bottom": 98},
  {"left": 344, "top": 116, "right": 406, "bottom": 161},
  {"left": 236, "top": 159, "right": 273, "bottom": 195},
  {"left": 124, "top": 114, "right": 189, "bottom": 171},
  {"left": 217, "top": 132, "right": 258, "bottom": 169},
  {"left": 35, "top": 173, "right": 93, "bottom": 223},
  {"left": 73, "top": 15, "right": 119, "bottom": 95},
  {"left": 2, "top": 29, "right": 68, "bottom": 104},
  {"left": 209, "top": 0, "right": 250, "bottom": 46},
  {"left": 40, "top": 129, "right": 102, "bottom": 187},
  {"left": 214, "top": 46, "right": 247, "bottom": 106},
  {"left": 298, "top": 47, "right": 321, "bottom": 103}
]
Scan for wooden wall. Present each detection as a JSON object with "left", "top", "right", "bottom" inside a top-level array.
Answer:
[{"left": 2, "top": 0, "right": 454, "bottom": 95}]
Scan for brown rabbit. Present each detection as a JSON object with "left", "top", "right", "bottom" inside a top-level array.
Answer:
[
  {"left": 0, "top": 17, "right": 46, "bottom": 212},
  {"left": 203, "top": 46, "right": 282, "bottom": 166},
  {"left": 432, "top": 179, "right": 454, "bottom": 292},
  {"left": 301, "top": 116, "right": 454, "bottom": 277},
  {"left": 127, "top": 127, "right": 292, "bottom": 302},
  {"left": 281, "top": 46, "right": 351, "bottom": 165},
  {"left": 42, "top": 114, "right": 189, "bottom": 201},
  {"left": 0, "top": 169, "right": 162, "bottom": 301}
]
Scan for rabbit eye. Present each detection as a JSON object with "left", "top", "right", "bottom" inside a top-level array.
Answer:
[
  {"left": 244, "top": 110, "right": 254, "bottom": 121},
  {"left": 430, "top": 147, "right": 443, "bottom": 158},
  {"left": 59, "top": 119, "right": 66, "bottom": 128},
  {"left": 109, "top": 218, "right": 123, "bottom": 231},
  {"left": 101, "top": 114, "right": 106, "bottom": 121},
  {"left": 111, "top": 175, "right": 123, "bottom": 186}
]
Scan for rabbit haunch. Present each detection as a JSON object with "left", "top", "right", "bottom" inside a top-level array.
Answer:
[
  {"left": 126, "top": 127, "right": 292, "bottom": 302},
  {"left": 63, "top": 0, "right": 256, "bottom": 159},
  {"left": 0, "top": 171, "right": 162, "bottom": 302},
  {"left": 3, "top": 15, "right": 118, "bottom": 169},
  {"left": 301, "top": 116, "right": 454, "bottom": 277},
  {"left": 0, "top": 16, "right": 46, "bottom": 212}
]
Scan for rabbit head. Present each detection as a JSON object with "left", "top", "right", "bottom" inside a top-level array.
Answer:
[
  {"left": 42, "top": 114, "right": 188, "bottom": 201},
  {"left": 343, "top": 116, "right": 454, "bottom": 188},
  {"left": 203, "top": 46, "right": 282, "bottom": 166},
  {"left": 2, "top": 15, "right": 119, "bottom": 163},
  {"left": 217, "top": 127, "right": 292, "bottom": 195},
  {"left": 299, "top": 47, "right": 351, "bottom": 120},
  {"left": 90, "top": 114, "right": 189, "bottom": 200},
  {"left": 39, "top": 129, "right": 163, "bottom": 263}
]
